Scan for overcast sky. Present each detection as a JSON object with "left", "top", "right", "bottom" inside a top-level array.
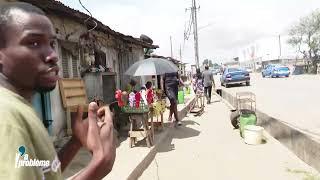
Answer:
[{"left": 61, "top": 0, "right": 320, "bottom": 64}]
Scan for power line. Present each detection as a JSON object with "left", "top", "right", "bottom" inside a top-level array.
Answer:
[
  {"left": 182, "top": 9, "right": 191, "bottom": 56},
  {"left": 184, "top": 10, "right": 193, "bottom": 41},
  {"left": 78, "top": 0, "right": 97, "bottom": 32},
  {"left": 182, "top": 7, "right": 194, "bottom": 57}
]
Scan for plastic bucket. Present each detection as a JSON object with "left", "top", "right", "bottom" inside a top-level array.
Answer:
[
  {"left": 239, "top": 113, "right": 257, "bottom": 137},
  {"left": 243, "top": 125, "right": 264, "bottom": 145},
  {"left": 178, "top": 90, "right": 185, "bottom": 104}
]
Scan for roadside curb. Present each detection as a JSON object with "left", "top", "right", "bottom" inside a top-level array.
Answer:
[
  {"left": 127, "top": 96, "right": 196, "bottom": 180},
  {"left": 221, "top": 89, "right": 320, "bottom": 172}
]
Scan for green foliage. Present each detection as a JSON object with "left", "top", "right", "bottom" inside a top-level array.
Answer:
[
  {"left": 203, "top": 59, "right": 209, "bottom": 66},
  {"left": 202, "top": 59, "right": 214, "bottom": 67},
  {"left": 144, "top": 48, "right": 154, "bottom": 55},
  {"left": 287, "top": 9, "right": 320, "bottom": 73}
]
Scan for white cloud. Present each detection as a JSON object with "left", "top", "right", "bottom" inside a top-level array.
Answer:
[{"left": 61, "top": 0, "right": 320, "bottom": 65}]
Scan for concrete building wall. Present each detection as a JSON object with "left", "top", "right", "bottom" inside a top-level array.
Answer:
[{"left": 118, "top": 47, "right": 145, "bottom": 90}]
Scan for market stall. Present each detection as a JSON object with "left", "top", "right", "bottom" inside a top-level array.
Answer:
[{"left": 118, "top": 57, "right": 178, "bottom": 148}]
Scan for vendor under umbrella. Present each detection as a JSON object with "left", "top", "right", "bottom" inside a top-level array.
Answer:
[{"left": 125, "top": 79, "right": 137, "bottom": 93}]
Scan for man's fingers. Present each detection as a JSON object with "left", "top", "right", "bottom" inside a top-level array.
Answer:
[
  {"left": 76, "top": 105, "right": 84, "bottom": 121},
  {"left": 88, "top": 102, "right": 99, "bottom": 131},
  {"left": 97, "top": 106, "right": 113, "bottom": 124},
  {"left": 71, "top": 105, "right": 84, "bottom": 126},
  {"left": 97, "top": 106, "right": 105, "bottom": 117},
  {"left": 86, "top": 102, "right": 105, "bottom": 153}
]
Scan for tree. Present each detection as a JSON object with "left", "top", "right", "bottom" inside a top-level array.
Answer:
[
  {"left": 202, "top": 59, "right": 209, "bottom": 66},
  {"left": 208, "top": 60, "right": 213, "bottom": 67},
  {"left": 144, "top": 48, "right": 154, "bottom": 55},
  {"left": 287, "top": 9, "right": 320, "bottom": 73},
  {"left": 202, "top": 59, "right": 213, "bottom": 67}
]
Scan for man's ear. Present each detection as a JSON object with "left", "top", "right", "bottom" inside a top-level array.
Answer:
[
  {"left": 0, "top": 51, "right": 4, "bottom": 72},
  {"left": 0, "top": 50, "right": 4, "bottom": 64}
]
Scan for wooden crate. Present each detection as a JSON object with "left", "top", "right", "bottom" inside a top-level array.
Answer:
[{"left": 59, "top": 78, "right": 88, "bottom": 135}]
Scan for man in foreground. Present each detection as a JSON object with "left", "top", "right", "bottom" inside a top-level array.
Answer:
[{"left": 0, "top": 2, "right": 115, "bottom": 180}]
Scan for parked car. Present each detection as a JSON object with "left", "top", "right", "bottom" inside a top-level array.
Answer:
[
  {"left": 262, "top": 65, "right": 290, "bottom": 78},
  {"left": 220, "top": 68, "right": 250, "bottom": 88}
]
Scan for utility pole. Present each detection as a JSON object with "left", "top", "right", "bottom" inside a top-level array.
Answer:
[
  {"left": 179, "top": 44, "right": 182, "bottom": 61},
  {"left": 192, "top": 0, "right": 200, "bottom": 68},
  {"left": 278, "top": 34, "right": 282, "bottom": 59},
  {"left": 170, "top": 36, "right": 173, "bottom": 58}
]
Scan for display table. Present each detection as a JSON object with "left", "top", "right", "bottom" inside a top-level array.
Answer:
[
  {"left": 149, "top": 100, "right": 166, "bottom": 130},
  {"left": 122, "top": 107, "right": 154, "bottom": 148}
]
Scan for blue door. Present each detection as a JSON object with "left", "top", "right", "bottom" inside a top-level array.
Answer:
[{"left": 32, "top": 92, "right": 53, "bottom": 135}]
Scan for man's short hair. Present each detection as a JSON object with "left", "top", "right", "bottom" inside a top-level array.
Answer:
[{"left": 0, "top": 2, "right": 45, "bottom": 48}]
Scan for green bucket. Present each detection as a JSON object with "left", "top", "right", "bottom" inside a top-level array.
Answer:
[
  {"left": 178, "top": 90, "right": 185, "bottom": 104},
  {"left": 240, "top": 113, "right": 257, "bottom": 137}
]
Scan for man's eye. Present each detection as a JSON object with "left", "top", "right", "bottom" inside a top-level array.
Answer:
[{"left": 29, "top": 42, "right": 39, "bottom": 47}]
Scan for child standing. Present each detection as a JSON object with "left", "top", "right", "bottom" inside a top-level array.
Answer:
[{"left": 145, "top": 81, "right": 154, "bottom": 105}]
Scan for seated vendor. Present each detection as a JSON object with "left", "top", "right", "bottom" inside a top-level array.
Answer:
[{"left": 125, "top": 79, "right": 137, "bottom": 93}]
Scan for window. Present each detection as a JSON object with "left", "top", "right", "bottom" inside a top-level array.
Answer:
[
  {"left": 72, "top": 56, "right": 79, "bottom": 78},
  {"left": 94, "top": 49, "right": 107, "bottom": 68},
  {"left": 228, "top": 68, "right": 241, "bottom": 72},
  {"left": 61, "top": 47, "right": 80, "bottom": 78},
  {"left": 61, "top": 47, "right": 70, "bottom": 78}
]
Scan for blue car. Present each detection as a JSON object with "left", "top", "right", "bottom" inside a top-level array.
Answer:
[
  {"left": 220, "top": 68, "right": 250, "bottom": 88},
  {"left": 262, "top": 65, "right": 290, "bottom": 78}
]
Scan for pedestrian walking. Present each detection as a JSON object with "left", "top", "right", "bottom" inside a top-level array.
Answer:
[
  {"left": 194, "top": 68, "right": 204, "bottom": 94},
  {"left": 203, "top": 66, "right": 215, "bottom": 104},
  {"left": 164, "top": 71, "right": 182, "bottom": 126},
  {"left": 0, "top": 2, "right": 115, "bottom": 179}
]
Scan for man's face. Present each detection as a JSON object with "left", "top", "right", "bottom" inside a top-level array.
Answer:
[{"left": 0, "top": 9, "right": 59, "bottom": 93}]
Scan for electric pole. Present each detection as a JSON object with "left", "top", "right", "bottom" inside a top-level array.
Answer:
[
  {"left": 192, "top": 0, "right": 200, "bottom": 68},
  {"left": 170, "top": 36, "right": 173, "bottom": 58},
  {"left": 278, "top": 35, "right": 282, "bottom": 59}
]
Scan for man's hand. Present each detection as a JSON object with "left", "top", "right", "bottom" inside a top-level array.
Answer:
[
  {"left": 71, "top": 105, "right": 88, "bottom": 148},
  {"left": 71, "top": 102, "right": 116, "bottom": 180},
  {"left": 85, "top": 103, "right": 104, "bottom": 155},
  {"left": 97, "top": 105, "right": 116, "bottom": 169}
]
